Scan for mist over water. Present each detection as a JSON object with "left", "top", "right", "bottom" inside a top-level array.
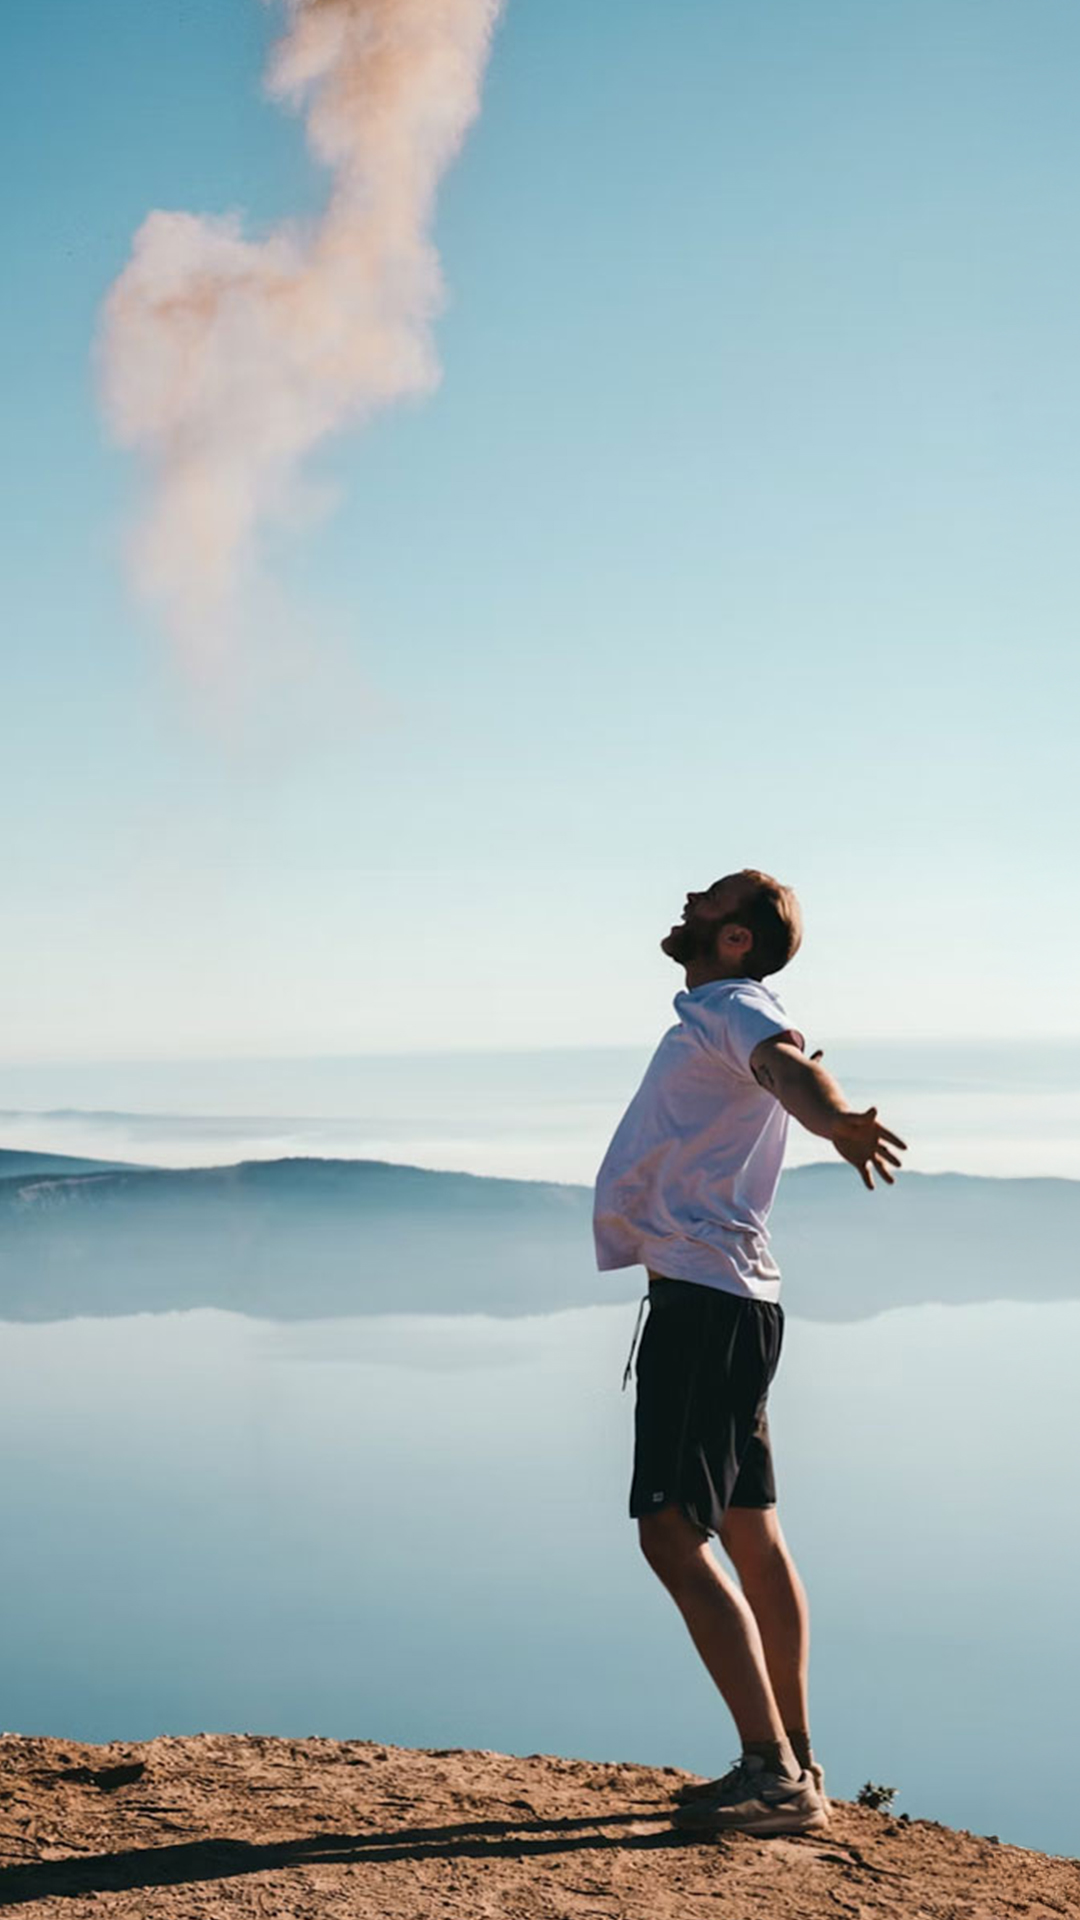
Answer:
[{"left": 3, "top": 1039, "right": 1080, "bottom": 1178}]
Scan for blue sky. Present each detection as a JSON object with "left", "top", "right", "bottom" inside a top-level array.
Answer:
[{"left": 3, "top": 0, "right": 1079, "bottom": 1063}]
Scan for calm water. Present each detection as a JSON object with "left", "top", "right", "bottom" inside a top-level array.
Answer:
[{"left": 1, "top": 1298, "right": 1077, "bottom": 1858}]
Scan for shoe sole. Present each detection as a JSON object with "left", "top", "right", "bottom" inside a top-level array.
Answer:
[{"left": 675, "top": 1804, "right": 830, "bottom": 1838}]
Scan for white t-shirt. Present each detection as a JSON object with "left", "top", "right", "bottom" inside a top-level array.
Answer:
[{"left": 592, "top": 978, "right": 804, "bottom": 1302}]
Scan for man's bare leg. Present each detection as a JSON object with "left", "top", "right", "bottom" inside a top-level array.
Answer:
[
  {"left": 638, "top": 1506, "right": 793, "bottom": 1758},
  {"left": 718, "top": 1506, "right": 810, "bottom": 1737}
]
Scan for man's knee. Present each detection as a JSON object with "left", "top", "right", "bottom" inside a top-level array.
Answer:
[
  {"left": 719, "top": 1503, "right": 784, "bottom": 1573},
  {"left": 638, "top": 1505, "right": 709, "bottom": 1585}
]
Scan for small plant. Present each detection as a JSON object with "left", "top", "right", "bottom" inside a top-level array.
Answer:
[{"left": 856, "top": 1781, "right": 898, "bottom": 1812}]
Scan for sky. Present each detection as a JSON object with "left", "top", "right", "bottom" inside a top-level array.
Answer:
[{"left": 3, "top": 0, "right": 1080, "bottom": 1065}]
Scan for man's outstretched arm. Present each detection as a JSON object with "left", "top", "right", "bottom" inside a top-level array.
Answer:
[{"left": 749, "top": 1038, "right": 907, "bottom": 1191}]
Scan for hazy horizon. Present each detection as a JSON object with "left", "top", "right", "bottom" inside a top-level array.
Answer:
[{"left": 4, "top": 1036, "right": 1080, "bottom": 1181}]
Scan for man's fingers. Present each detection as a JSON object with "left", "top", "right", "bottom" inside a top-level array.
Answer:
[
  {"left": 859, "top": 1163, "right": 874, "bottom": 1191},
  {"left": 878, "top": 1127, "right": 907, "bottom": 1150},
  {"left": 877, "top": 1144, "right": 902, "bottom": 1168},
  {"left": 873, "top": 1157, "right": 895, "bottom": 1185}
]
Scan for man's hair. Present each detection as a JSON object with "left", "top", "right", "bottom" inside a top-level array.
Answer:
[{"left": 721, "top": 869, "right": 803, "bottom": 979}]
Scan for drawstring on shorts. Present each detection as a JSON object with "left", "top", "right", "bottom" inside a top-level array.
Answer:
[{"left": 621, "top": 1291, "right": 649, "bottom": 1391}]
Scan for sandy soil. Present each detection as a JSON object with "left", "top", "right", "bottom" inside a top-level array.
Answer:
[{"left": 0, "top": 1733, "right": 1077, "bottom": 1918}]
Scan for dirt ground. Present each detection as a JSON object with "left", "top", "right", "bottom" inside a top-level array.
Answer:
[{"left": 1, "top": 1733, "right": 1077, "bottom": 1918}]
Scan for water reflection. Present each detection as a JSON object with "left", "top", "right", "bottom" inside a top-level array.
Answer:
[{"left": 0, "top": 1300, "right": 1076, "bottom": 1857}]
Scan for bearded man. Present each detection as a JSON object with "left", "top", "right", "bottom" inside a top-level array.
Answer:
[{"left": 593, "top": 869, "right": 906, "bottom": 1836}]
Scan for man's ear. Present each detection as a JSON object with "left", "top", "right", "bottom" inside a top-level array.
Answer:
[{"left": 721, "top": 922, "right": 754, "bottom": 957}]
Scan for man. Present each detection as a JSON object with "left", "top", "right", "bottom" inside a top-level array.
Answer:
[{"left": 592, "top": 869, "right": 906, "bottom": 1837}]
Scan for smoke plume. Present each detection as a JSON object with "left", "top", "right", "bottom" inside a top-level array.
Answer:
[{"left": 99, "top": 0, "right": 504, "bottom": 683}]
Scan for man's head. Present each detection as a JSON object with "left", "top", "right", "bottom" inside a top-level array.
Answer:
[{"left": 661, "top": 870, "right": 802, "bottom": 987}]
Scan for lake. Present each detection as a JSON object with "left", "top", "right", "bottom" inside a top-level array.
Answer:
[{"left": 1, "top": 1295, "right": 1076, "bottom": 1858}]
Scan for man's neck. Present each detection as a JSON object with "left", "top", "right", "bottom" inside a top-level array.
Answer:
[{"left": 683, "top": 962, "right": 751, "bottom": 991}]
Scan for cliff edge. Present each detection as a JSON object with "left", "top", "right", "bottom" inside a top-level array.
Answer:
[{"left": 1, "top": 1733, "right": 1077, "bottom": 1918}]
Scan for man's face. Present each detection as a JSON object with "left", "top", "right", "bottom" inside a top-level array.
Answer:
[{"left": 660, "top": 876, "right": 749, "bottom": 970}]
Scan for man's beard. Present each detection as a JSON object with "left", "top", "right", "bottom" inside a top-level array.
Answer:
[{"left": 661, "top": 920, "right": 708, "bottom": 965}]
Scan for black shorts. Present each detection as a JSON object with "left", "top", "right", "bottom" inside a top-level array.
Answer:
[{"left": 630, "top": 1275, "right": 784, "bottom": 1537}]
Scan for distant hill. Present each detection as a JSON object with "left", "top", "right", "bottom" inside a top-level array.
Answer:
[
  {"left": 0, "top": 1151, "right": 1077, "bottom": 1324},
  {"left": 0, "top": 1156, "right": 591, "bottom": 1321},
  {"left": 0, "top": 1148, "right": 139, "bottom": 1182}
]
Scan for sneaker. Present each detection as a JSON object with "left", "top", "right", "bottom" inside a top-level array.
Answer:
[
  {"left": 675, "top": 1756, "right": 828, "bottom": 1814},
  {"left": 671, "top": 1755, "right": 828, "bottom": 1837}
]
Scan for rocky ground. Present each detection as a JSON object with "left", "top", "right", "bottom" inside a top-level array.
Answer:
[{"left": 0, "top": 1733, "right": 1077, "bottom": 1918}]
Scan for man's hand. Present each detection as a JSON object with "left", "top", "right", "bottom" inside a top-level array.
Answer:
[
  {"left": 830, "top": 1107, "right": 906, "bottom": 1190},
  {"left": 749, "top": 1037, "right": 908, "bottom": 1191}
]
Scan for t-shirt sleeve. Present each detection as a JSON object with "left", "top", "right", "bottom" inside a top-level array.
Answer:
[{"left": 710, "top": 989, "right": 805, "bottom": 1081}]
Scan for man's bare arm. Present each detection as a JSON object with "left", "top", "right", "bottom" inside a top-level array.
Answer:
[{"left": 749, "top": 1038, "right": 907, "bottom": 1191}]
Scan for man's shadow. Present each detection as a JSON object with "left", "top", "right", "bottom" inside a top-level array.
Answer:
[{"left": 0, "top": 1806, "right": 686, "bottom": 1908}]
